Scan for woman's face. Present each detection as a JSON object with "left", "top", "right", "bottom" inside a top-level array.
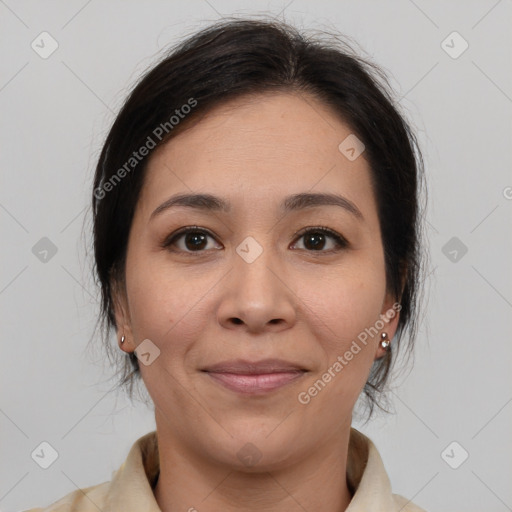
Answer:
[{"left": 114, "top": 91, "right": 399, "bottom": 470}]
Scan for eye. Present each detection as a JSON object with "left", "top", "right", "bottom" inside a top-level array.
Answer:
[
  {"left": 291, "top": 226, "right": 348, "bottom": 252},
  {"left": 162, "top": 226, "right": 222, "bottom": 254},
  {"left": 162, "top": 225, "right": 348, "bottom": 255}
]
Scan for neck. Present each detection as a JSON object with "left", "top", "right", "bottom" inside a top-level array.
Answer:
[{"left": 153, "top": 423, "right": 353, "bottom": 512}]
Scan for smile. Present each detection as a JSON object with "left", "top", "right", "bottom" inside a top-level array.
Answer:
[{"left": 204, "top": 370, "right": 307, "bottom": 394}]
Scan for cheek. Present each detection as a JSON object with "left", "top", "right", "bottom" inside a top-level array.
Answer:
[
  {"left": 295, "top": 259, "right": 386, "bottom": 401},
  {"left": 124, "top": 254, "right": 214, "bottom": 360},
  {"left": 297, "top": 259, "right": 387, "bottom": 348}
]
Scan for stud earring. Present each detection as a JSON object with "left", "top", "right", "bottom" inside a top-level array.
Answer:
[
  {"left": 380, "top": 332, "right": 390, "bottom": 350},
  {"left": 120, "top": 335, "right": 125, "bottom": 344}
]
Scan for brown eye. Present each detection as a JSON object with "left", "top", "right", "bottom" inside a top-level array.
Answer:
[
  {"left": 182, "top": 231, "right": 209, "bottom": 251},
  {"left": 292, "top": 227, "right": 348, "bottom": 252},
  {"left": 163, "top": 227, "right": 222, "bottom": 253},
  {"left": 303, "top": 232, "right": 328, "bottom": 250}
]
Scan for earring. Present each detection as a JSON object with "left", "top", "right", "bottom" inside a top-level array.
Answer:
[
  {"left": 120, "top": 335, "right": 125, "bottom": 344},
  {"left": 380, "top": 332, "right": 390, "bottom": 350}
]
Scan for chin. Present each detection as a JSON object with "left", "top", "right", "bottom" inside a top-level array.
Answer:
[{"left": 205, "top": 422, "right": 306, "bottom": 473}]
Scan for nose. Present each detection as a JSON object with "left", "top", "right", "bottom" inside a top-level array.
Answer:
[{"left": 216, "top": 243, "right": 297, "bottom": 334}]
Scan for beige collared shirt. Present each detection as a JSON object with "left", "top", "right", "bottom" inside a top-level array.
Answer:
[{"left": 24, "top": 428, "right": 426, "bottom": 511}]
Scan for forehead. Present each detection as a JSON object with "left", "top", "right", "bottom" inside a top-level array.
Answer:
[{"left": 140, "top": 91, "right": 375, "bottom": 216}]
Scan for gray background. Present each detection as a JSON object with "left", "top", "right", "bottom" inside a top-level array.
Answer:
[{"left": 1, "top": 1, "right": 511, "bottom": 511}]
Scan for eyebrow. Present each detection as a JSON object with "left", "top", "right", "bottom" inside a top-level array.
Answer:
[{"left": 150, "top": 192, "right": 364, "bottom": 220}]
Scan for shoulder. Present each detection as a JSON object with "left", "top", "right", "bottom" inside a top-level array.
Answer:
[
  {"left": 347, "top": 427, "right": 428, "bottom": 512},
  {"left": 22, "top": 430, "right": 160, "bottom": 512},
  {"left": 392, "top": 492, "right": 428, "bottom": 512},
  {"left": 21, "top": 481, "right": 110, "bottom": 512}
]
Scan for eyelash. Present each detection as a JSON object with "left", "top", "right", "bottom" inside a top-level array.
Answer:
[{"left": 161, "top": 225, "right": 349, "bottom": 256}]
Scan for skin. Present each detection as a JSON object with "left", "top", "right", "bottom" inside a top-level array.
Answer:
[{"left": 113, "top": 91, "right": 400, "bottom": 512}]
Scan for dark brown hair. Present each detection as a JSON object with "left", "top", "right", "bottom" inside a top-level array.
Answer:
[{"left": 90, "top": 17, "right": 425, "bottom": 419}]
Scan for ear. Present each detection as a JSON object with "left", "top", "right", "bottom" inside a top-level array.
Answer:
[
  {"left": 110, "top": 276, "right": 134, "bottom": 354},
  {"left": 374, "top": 292, "right": 402, "bottom": 360}
]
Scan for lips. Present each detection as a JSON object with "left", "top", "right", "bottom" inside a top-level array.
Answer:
[
  {"left": 203, "top": 358, "right": 307, "bottom": 374},
  {"left": 201, "top": 358, "right": 308, "bottom": 394}
]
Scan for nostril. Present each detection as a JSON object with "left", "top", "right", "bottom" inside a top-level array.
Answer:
[{"left": 231, "top": 318, "right": 243, "bottom": 324}]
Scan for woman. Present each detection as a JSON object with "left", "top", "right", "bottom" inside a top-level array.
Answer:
[{"left": 26, "top": 18, "right": 426, "bottom": 512}]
